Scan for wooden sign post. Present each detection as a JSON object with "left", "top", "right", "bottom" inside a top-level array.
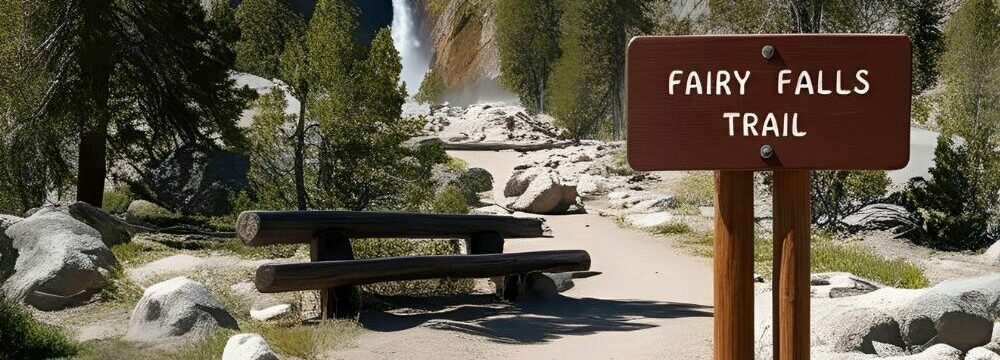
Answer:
[{"left": 626, "top": 35, "right": 911, "bottom": 359}]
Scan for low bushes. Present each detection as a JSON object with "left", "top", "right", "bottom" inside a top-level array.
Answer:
[{"left": 0, "top": 296, "right": 78, "bottom": 359}]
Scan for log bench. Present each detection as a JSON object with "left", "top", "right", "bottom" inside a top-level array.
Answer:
[{"left": 236, "top": 211, "right": 591, "bottom": 319}]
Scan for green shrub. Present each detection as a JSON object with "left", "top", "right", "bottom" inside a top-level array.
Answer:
[
  {"left": 102, "top": 188, "right": 133, "bottom": 214},
  {"left": 0, "top": 296, "right": 78, "bottom": 359},
  {"left": 904, "top": 137, "right": 997, "bottom": 251},
  {"left": 415, "top": 69, "right": 444, "bottom": 105},
  {"left": 353, "top": 238, "right": 474, "bottom": 296},
  {"left": 811, "top": 170, "right": 890, "bottom": 231},
  {"left": 431, "top": 186, "right": 471, "bottom": 215}
]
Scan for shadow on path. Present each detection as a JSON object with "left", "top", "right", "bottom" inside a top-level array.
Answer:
[{"left": 359, "top": 294, "right": 712, "bottom": 344}]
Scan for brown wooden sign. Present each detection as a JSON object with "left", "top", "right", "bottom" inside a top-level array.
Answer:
[{"left": 626, "top": 35, "right": 911, "bottom": 171}]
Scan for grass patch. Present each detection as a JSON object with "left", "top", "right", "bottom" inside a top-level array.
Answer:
[
  {"left": 0, "top": 296, "right": 79, "bottom": 359},
  {"left": 812, "top": 238, "right": 928, "bottom": 289},
  {"left": 652, "top": 229, "right": 928, "bottom": 288},
  {"left": 608, "top": 149, "right": 637, "bottom": 176},
  {"left": 674, "top": 171, "right": 714, "bottom": 208},
  {"left": 215, "top": 238, "right": 305, "bottom": 260},
  {"left": 650, "top": 222, "right": 693, "bottom": 235},
  {"left": 253, "top": 320, "right": 361, "bottom": 359},
  {"left": 99, "top": 267, "right": 144, "bottom": 305}
]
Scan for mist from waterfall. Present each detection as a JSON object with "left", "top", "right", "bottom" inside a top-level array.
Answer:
[{"left": 391, "top": 0, "right": 431, "bottom": 97}]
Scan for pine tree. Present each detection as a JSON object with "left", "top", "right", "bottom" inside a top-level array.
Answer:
[
  {"left": 0, "top": 0, "right": 73, "bottom": 214},
  {"left": 33, "top": 0, "right": 247, "bottom": 208},
  {"left": 895, "top": 0, "right": 946, "bottom": 94},
  {"left": 313, "top": 27, "right": 419, "bottom": 211},
  {"left": 234, "top": 0, "right": 303, "bottom": 79},
  {"left": 549, "top": 0, "right": 655, "bottom": 140},
  {"left": 495, "top": 0, "right": 561, "bottom": 112},
  {"left": 906, "top": 0, "right": 999, "bottom": 249},
  {"left": 906, "top": 137, "right": 994, "bottom": 250}
]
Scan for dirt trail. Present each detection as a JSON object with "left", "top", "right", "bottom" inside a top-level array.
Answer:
[{"left": 333, "top": 150, "right": 714, "bottom": 360}]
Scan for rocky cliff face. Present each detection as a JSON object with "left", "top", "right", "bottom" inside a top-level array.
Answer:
[{"left": 421, "top": 0, "right": 500, "bottom": 92}]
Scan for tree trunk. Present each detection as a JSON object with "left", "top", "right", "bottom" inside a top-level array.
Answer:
[
  {"left": 76, "top": 119, "right": 108, "bottom": 208},
  {"left": 294, "top": 96, "right": 308, "bottom": 211}
]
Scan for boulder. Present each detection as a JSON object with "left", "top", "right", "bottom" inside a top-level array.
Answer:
[
  {"left": 1, "top": 208, "right": 118, "bottom": 310},
  {"left": 624, "top": 212, "right": 675, "bottom": 229},
  {"left": 0, "top": 214, "right": 21, "bottom": 228},
  {"left": 502, "top": 168, "right": 581, "bottom": 215},
  {"left": 524, "top": 271, "right": 601, "bottom": 298},
  {"left": 222, "top": 333, "right": 279, "bottom": 360},
  {"left": 873, "top": 341, "right": 907, "bottom": 357},
  {"left": 46, "top": 202, "right": 132, "bottom": 247},
  {"left": 458, "top": 168, "right": 493, "bottom": 194},
  {"left": 896, "top": 274, "right": 1000, "bottom": 349},
  {"left": 126, "top": 277, "right": 238, "bottom": 344},
  {"left": 885, "top": 344, "right": 961, "bottom": 360},
  {"left": 983, "top": 240, "right": 1000, "bottom": 264},
  {"left": 126, "top": 200, "right": 181, "bottom": 227},
  {"left": 147, "top": 145, "right": 249, "bottom": 216},
  {"left": 967, "top": 347, "right": 1000, "bottom": 360},
  {"left": 818, "top": 307, "right": 905, "bottom": 354},
  {"left": 811, "top": 273, "right": 881, "bottom": 299},
  {"left": 577, "top": 175, "right": 612, "bottom": 195},
  {"left": 841, "top": 204, "right": 922, "bottom": 238}
]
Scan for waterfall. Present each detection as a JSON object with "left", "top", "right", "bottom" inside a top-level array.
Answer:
[{"left": 391, "top": 0, "right": 431, "bottom": 97}]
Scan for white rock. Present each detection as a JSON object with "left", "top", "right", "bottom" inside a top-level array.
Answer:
[
  {"left": 886, "top": 344, "right": 961, "bottom": 359},
  {"left": 502, "top": 168, "right": 581, "bottom": 215},
  {"left": 0, "top": 214, "right": 21, "bottom": 228},
  {"left": 126, "top": 277, "right": 238, "bottom": 344},
  {"left": 1, "top": 208, "right": 118, "bottom": 310},
  {"left": 607, "top": 191, "right": 632, "bottom": 201},
  {"left": 984, "top": 240, "right": 1000, "bottom": 264},
  {"left": 967, "top": 348, "right": 1000, "bottom": 360},
  {"left": 625, "top": 212, "right": 674, "bottom": 229},
  {"left": 222, "top": 333, "right": 279, "bottom": 360},
  {"left": 250, "top": 304, "right": 292, "bottom": 321},
  {"left": 576, "top": 174, "right": 610, "bottom": 195}
]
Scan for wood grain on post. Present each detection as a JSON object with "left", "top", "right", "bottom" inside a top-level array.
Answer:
[
  {"left": 237, "top": 211, "right": 552, "bottom": 246},
  {"left": 773, "top": 171, "right": 811, "bottom": 360},
  {"left": 255, "top": 250, "right": 592, "bottom": 293},
  {"left": 311, "top": 230, "right": 356, "bottom": 319},
  {"left": 713, "top": 171, "right": 755, "bottom": 360}
]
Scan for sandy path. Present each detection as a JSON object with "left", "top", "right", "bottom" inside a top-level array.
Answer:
[{"left": 333, "top": 150, "right": 714, "bottom": 360}]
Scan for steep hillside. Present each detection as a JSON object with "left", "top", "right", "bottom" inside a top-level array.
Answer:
[{"left": 421, "top": 0, "right": 500, "bottom": 92}]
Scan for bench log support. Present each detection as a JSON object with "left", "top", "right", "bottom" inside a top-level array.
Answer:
[
  {"left": 312, "top": 230, "right": 357, "bottom": 319},
  {"left": 467, "top": 231, "right": 523, "bottom": 300}
]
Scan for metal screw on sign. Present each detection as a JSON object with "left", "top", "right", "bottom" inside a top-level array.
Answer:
[
  {"left": 760, "top": 145, "right": 774, "bottom": 159},
  {"left": 762, "top": 45, "right": 775, "bottom": 60}
]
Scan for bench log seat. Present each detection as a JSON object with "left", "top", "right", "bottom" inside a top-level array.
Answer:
[
  {"left": 235, "top": 210, "right": 589, "bottom": 319},
  {"left": 255, "top": 250, "right": 591, "bottom": 292}
]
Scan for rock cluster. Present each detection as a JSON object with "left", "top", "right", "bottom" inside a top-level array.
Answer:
[
  {"left": 802, "top": 273, "right": 1000, "bottom": 359},
  {"left": 408, "top": 102, "right": 562, "bottom": 145}
]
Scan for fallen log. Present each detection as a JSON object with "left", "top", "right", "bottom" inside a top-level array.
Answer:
[
  {"left": 237, "top": 211, "right": 551, "bottom": 246},
  {"left": 442, "top": 141, "right": 575, "bottom": 152},
  {"left": 255, "top": 250, "right": 591, "bottom": 293}
]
